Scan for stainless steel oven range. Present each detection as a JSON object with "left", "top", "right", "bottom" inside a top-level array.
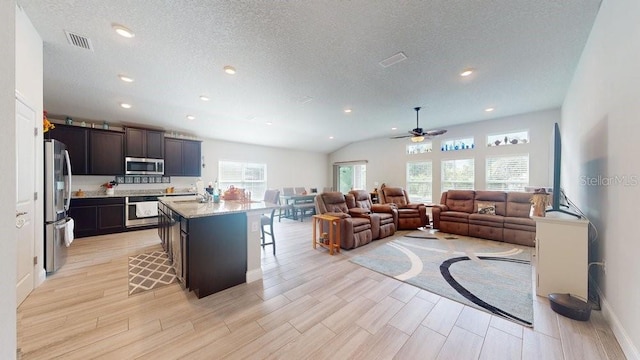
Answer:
[{"left": 125, "top": 195, "right": 160, "bottom": 228}]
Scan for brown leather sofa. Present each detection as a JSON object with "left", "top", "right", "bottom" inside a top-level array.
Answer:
[
  {"left": 432, "top": 190, "right": 535, "bottom": 246},
  {"left": 347, "top": 190, "right": 397, "bottom": 240},
  {"left": 378, "top": 186, "right": 429, "bottom": 230},
  {"left": 314, "top": 192, "right": 373, "bottom": 249}
]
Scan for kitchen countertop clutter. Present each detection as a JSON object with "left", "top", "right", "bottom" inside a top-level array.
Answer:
[
  {"left": 158, "top": 196, "right": 278, "bottom": 219},
  {"left": 72, "top": 188, "right": 195, "bottom": 199}
]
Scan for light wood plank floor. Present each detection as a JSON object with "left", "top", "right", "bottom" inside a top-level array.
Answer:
[{"left": 17, "top": 220, "right": 626, "bottom": 359}]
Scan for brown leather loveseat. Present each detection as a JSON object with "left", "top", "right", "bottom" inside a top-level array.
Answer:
[{"left": 432, "top": 190, "right": 535, "bottom": 246}]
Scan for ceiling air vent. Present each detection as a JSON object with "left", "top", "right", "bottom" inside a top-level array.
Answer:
[
  {"left": 379, "top": 52, "right": 407, "bottom": 68},
  {"left": 64, "top": 30, "right": 94, "bottom": 51}
]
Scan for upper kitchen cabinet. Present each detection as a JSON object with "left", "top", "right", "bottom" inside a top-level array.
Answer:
[
  {"left": 89, "top": 130, "right": 124, "bottom": 175},
  {"left": 164, "top": 138, "right": 201, "bottom": 177},
  {"left": 125, "top": 128, "right": 164, "bottom": 159},
  {"left": 48, "top": 124, "right": 89, "bottom": 175}
]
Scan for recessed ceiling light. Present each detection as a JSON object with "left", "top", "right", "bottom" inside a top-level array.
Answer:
[
  {"left": 391, "top": 127, "right": 397, "bottom": 130},
  {"left": 118, "top": 74, "right": 134, "bottom": 83},
  {"left": 344, "top": 109, "right": 352, "bottom": 113},
  {"left": 329, "top": 136, "right": 334, "bottom": 140},
  {"left": 266, "top": 121, "right": 273, "bottom": 126},
  {"left": 112, "top": 24, "right": 135, "bottom": 38},
  {"left": 199, "top": 95, "right": 210, "bottom": 101},
  {"left": 460, "top": 68, "right": 474, "bottom": 77},
  {"left": 119, "top": 103, "right": 132, "bottom": 109},
  {"left": 186, "top": 115, "right": 195, "bottom": 120},
  {"left": 223, "top": 66, "right": 236, "bottom": 75},
  {"left": 485, "top": 107, "right": 495, "bottom": 112}
]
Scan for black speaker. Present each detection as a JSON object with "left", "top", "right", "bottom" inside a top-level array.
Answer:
[{"left": 548, "top": 293, "right": 592, "bottom": 321}]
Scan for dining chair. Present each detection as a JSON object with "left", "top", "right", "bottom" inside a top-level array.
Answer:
[
  {"left": 261, "top": 189, "right": 280, "bottom": 255},
  {"left": 279, "top": 187, "right": 295, "bottom": 221}
]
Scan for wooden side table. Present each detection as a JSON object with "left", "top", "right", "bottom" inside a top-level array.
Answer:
[{"left": 312, "top": 214, "right": 341, "bottom": 255}]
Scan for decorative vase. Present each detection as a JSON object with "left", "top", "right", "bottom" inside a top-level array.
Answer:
[{"left": 106, "top": 188, "right": 115, "bottom": 196}]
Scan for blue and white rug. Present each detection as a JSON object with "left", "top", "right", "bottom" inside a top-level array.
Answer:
[{"left": 350, "top": 232, "right": 533, "bottom": 326}]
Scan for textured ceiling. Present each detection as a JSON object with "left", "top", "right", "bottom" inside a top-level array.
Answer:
[{"left": 19, "top": 0, "right": 601, "bottom": 153}]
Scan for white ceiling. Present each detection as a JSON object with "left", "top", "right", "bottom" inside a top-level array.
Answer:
[{"left": 19, "top": 0, "right": 601, "bottom": 153}]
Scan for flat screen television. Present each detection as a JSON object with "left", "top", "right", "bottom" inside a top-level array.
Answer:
[{"left": 547, "top": 122, "right": 580, "bottom": 217}]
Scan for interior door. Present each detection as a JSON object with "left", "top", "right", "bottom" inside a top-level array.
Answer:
[{"left": 15, "top": 95, "right": 36, "bottom": 305}]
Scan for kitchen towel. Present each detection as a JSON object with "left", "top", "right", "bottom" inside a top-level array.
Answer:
[
  {"left": 136, "top": 201, "right": 159, "bottom": 217},
  {"left": 64, "top": 218, "right": 75, "bottom": 247}
]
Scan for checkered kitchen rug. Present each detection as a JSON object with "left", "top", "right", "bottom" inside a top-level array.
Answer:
[{"left": 128, "top": 251, "right": 177, "bottom": 296}]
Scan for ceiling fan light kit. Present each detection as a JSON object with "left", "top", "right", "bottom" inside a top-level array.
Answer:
[{"left": 411, "top": 135, "right": 425, "bottom": 143}]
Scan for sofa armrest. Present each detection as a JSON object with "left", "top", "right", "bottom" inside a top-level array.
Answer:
[
  {"left": 324, "top": 212, "right": 351, "bottom": 219},
  {"left": 348, "top": 208, "right": 370, "bottom": 218},
  {"left": 371, "top": 204, "right": 395, "bottom": 213},
  {"left": 432, "top": 206, "right": 444, "bottom": 229},
  {"left": 403, "top": 203, "right": 423, "bottom": 210}
]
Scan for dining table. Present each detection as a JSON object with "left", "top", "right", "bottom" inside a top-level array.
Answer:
[{"left": 280, "top": 193, "right": 317, "bottom": 220}]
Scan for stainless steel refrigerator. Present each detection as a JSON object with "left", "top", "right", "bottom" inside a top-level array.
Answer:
[{"left": 44, "top": 139, "right": 73, "bottom": 273}]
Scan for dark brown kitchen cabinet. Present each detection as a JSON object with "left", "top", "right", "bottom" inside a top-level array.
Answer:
[
  {"left": 48, "top": 124, "right": 89, "bottom": 175},
  {"left": 89, "top": 130, "right": 124, "bottom": 175},
  {"left": 125, "top": 128, "right": 164, "bottom": 159},
  {"left": 69, "top": 197, "right": 125, "bottom": 238},
  {"left": 164, "top": 138, "right": 201, "bottom": 176}
]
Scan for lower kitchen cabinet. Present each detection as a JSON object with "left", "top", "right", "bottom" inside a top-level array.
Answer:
[{"left": 69, "top": 197, "right": 126, "bottom": 238}]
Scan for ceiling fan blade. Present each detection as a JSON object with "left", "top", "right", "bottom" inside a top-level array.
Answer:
[
  {"left": 390, "top": 134, "right": 412, "bottom": 139},
  {"left": 424, "top": 129, "right": 447, "bottom": 136}
]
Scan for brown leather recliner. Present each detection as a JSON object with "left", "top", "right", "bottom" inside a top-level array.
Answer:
[
  {"left": 347, "top": 190, "right": 397, "bottom": 239},
  {"left": 378, "top": 186, "right": 429, "bottom": 230},
  {"left": 314, "top": 192, "right": 373, "bottom": 249}
]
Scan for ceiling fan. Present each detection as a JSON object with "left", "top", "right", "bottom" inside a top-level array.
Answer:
[{"left": 391, "top": 107, "right": 447, "bottom": 142}]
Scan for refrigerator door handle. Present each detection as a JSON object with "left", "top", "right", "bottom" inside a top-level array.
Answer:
[{"left": 64, "top": 149, "right": 73, "bottom": 211}]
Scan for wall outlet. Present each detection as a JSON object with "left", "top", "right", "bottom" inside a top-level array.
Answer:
[{"left": 251, "top": 221, "right": 259, "bottom": 232}]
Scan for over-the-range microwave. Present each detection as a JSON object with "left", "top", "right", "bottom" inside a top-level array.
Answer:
[{"left": 125, "top": 157, "right": 164, "bottom": 175}]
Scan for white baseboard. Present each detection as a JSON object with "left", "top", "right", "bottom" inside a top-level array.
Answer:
[
  {"left": 35, "top": 268, "right": 46, "bottom": 288},
  {"left": 246, "top": 268, "right": 263, "bottom": 283},
  {"left": 596, "top": 285, "right": 640, "bottom": 360}
]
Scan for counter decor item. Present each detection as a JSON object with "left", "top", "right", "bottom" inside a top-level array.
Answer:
[
  {"left": 43, "top": 111, "right": 55, "bottom": 133},
  {"left": 102, "top": 180, "right": 118, "bottom": 195},
  {"left": 530, "top": 189, "right": 551, "bottom": 217},
  {"left": 223, "top": 185, "right": 243, "bottom": 200}
]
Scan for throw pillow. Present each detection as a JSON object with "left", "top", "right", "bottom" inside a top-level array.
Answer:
[{"left": 477, "top": 201, "right": 496, "bottom": 215}]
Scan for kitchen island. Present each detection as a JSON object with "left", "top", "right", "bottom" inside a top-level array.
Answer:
[{"left": 158, "top": 196, "right": 279, "bottom": 298}]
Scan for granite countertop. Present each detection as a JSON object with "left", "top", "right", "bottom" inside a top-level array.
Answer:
[
  {"left": 71, "top": 189, "right": 196, "bottom": 199},
  {"left": 159, "top": 196, "right": 280, "bottom": 219}
]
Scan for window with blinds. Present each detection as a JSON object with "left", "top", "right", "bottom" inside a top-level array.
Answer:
[
  {"left": 486, "top": 154, "right": 529, "bottom": 191},
  {"left": 218, "top": 161, "right": 267, "bottom": 199},
  {"left": 406, "top": 161, "right": 433, "bottom": 203},
  {"left": 441, "top": 158, "right": 475, "bottom": 192}
]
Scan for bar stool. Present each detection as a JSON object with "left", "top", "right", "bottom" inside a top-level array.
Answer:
[{"left": 261, "top": 189, "right": 280, "bottom": 254}]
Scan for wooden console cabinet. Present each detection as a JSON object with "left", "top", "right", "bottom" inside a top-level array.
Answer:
[{"left": 534, "top": 213, "right": 589, "bottom": 300}]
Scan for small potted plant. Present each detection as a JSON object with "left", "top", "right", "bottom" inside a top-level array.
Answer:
[{"left": 102, "top": 180, "right": 118, "bottom": 195}]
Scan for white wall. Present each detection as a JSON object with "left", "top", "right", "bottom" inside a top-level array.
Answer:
[
  {"left": 201, "top": 138, "right": 330, "bottom": 194},
  {"left": 1, "top": 1, "right": 17, "bottom": 358},
  {"left": 16, "top": 3, "right": 44, "bottom": 287},
  {"left": 71, "top": 138, "right": 330, "bottom": 197},
  {"left": 329, "top": 109, "right": 558, "bottom": 199},
  {"left": 562, "top": 0, "right": 640, "bottom": 357}
]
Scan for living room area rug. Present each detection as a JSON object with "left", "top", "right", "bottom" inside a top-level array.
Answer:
[
  {"left": 128, "top": 251, "right": 177, "bottom": 296},
  {"left": 350, "top": 231, "right": 534, "bottom": 326}
]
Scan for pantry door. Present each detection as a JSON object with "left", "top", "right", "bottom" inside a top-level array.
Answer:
[{"left": 15, "top": 93, "right": 36, "bottom": 306}]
